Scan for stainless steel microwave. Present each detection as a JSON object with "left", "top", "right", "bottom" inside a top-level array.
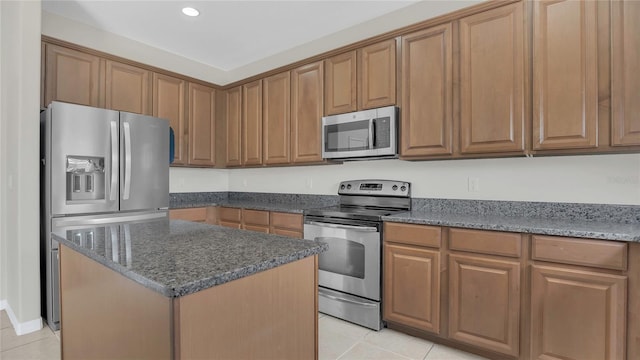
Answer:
[{"left": 322, "top": 106, "right": 398, "bottom": 160}]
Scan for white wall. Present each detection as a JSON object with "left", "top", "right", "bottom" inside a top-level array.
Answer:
[
  {"left": 228, "top": 154, "right": 640, "bottom": 205},
  {"left": 0, "top": 0, "right": 5, "bottom": 309},
  {"left": 0, "top": 0, "right": 43, "bottom": 334},
  {"left": 169, "top": 168, "right": 228, "bottom": 193}
]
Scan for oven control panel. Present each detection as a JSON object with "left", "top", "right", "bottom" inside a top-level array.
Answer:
[{"left": 338, "top": 180, "right": 410, "bottom": 197}]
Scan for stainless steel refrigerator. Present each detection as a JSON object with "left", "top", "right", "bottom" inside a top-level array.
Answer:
[{"left": 40, "top": 101, "right": 170, "bottom": 330}]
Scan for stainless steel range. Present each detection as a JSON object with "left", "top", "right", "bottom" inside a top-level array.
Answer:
[{"left": 304, "top": 179, "right": 410, "bottom": 330}]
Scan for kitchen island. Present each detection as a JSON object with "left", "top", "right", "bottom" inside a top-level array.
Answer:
[{"left": 53, "top": 218, "right": 327, "bottom": 359}]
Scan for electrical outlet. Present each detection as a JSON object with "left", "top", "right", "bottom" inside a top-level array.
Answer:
[
  {"left": 242, "top": 179, "right": 248, "bottom": 187},
  {"left": 306, "top": 178, "right": 313, "bottom": 189},
  {"left": 468, "top": 177, "right": 480, "bottom": 192}
]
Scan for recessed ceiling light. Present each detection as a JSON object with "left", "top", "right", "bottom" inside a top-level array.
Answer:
[{"left": 182, "top": 7, "right": 199, "bottom": 17}]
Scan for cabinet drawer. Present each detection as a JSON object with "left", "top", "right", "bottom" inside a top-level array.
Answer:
[
  {"left": 169, "top": 208, "right": 207, "bottom": 222},
  {"left": 270, "top": 212, "right": 302, "bottom": 231},
  {"left": 218, "top": 207, "right": 242, "bottom": 222},
  {"left": 532, "top": 235, "right": 628, "bottom": 271},
  {"left": 449, "top": 228, "right": 522, "bottom": 258},
  {"left": 384, "top": 222, "right": 441, "bottom": 248},
  {"left": 242, "top": 209, "right": 270, "bottom": 226}
]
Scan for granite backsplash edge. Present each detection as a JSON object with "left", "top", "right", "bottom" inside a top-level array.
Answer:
[{"left": 169, "top": 192, "right": 640, "bottom": 224}]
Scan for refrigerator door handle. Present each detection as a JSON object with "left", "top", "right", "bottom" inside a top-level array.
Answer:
[
  {"left": 123, "top": 122, "right": 132, "bottom": 200},
  {"left": 109, "top": 121, "right": 118, "bottom": 201}
]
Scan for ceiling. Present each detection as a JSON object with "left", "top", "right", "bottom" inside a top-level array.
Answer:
[{"left": 41, "top": 0, "right": 421, "bottom": 72}]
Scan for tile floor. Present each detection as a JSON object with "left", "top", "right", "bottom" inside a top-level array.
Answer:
[{"left": 0, "top": 310, "right": 488, "bottom": 359}]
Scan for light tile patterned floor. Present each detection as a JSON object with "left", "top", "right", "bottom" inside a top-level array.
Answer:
[
  {"left": 318, "top": 313, "right": 489, "bottom": 360},
  {"left": 0, "top": 310, "right": 488, "bottom": 359}
]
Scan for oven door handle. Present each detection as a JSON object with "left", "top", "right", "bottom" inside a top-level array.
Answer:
[{"left": 306, "top": 221, "right": 378, "bottom": 232}]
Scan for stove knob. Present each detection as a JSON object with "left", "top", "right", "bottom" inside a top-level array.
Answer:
[
  {"left": 400, "top": 185, "right": 407, "bottom": 192},
  {"left": 392, "top": 185, "right": 398, "bottom": 191},
  {"left": 340, "top": 184, "right": 345, "bottom": 190},
  {"left": 347, "top": 184, "right": 352, "bottom": 190}
]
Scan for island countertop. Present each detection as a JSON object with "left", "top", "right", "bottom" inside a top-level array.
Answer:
[{"left": 52, "top": 218, "right": 327, "bottom": 298}]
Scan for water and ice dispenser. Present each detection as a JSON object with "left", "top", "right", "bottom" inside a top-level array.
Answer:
[{"left": 65, "top": 156, "right": 105, "bottom": 201}]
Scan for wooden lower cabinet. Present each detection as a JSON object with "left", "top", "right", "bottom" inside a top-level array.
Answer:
[
  {"left": 383, "top": 243, "right": 440, "bottom": 334},
  {"left": 530, "top": 264, "right": 627, "bottom": 360},
  {"left": 242, "top": 209, "right": 270, "bottom": 233},
  {"left": 270, "top": 212, "right": 303, "bottom": 239},
  {"left": 449, "top": 254, "right": 520, "bottom": 356},
  {"left": 169, "top": 207, "right": 216, "bottom": 224},
  {"left": 216, "top": 207, "right": 302, "bottom": 238}
]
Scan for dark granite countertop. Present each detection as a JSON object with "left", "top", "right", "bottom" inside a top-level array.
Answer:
[
  {"left": 170, "top": 200, "right": 320, "bottom": 213},
  {"left": 169, "top": 192, "right": 340, "bottom": 214},
  {"left": 53, "top": 218, "right": 327, "bottom": 298},
  {"left": 383, "top": 211, "right": 640, "bottom": 242}
]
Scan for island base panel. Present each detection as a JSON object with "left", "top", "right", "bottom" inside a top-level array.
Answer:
[
  {"left": 175, "top": 255, "right": 318, "bottom": 359},
  {"left": 59, "top": 245, "right": 173, "bottom": 360}
]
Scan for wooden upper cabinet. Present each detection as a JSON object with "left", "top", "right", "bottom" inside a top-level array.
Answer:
[
  {"left": 400, "top": 24, "right": 453, "bottom": 158},
  {"left": 105, "top": 61, "right": 151, "bottom": 115},
  {"left": 225, "top": 86, "right": 242, "bottom": 167},
  {"left": 449, "top": 253, "right": 520, "bottom": 357},
  {"left": 291, "top": 62, "right": 324, "bottom": 164},
  {"left": 44, "top": 44, "right": 101, "bottom": 107},
  {"left": 188, "top": 83, "right": 216, "bottom": 166},
  {"left": 242, "top": 80, "right": 263, "bottom": 166},
  {"left": 384, "top": 243, "right": 440, "bottom": 334},
  {"left": 263, "top": 72, "right": 291, "bottom": 165},
  {"left": 324, "top": 51, "right": 357, "bottom": 115},
  {"left": 359, "top": 39, "right": 397, "bottom": 110},
  {"left": 611, "top": 0, "right": 640, "bottom": 146},
  {"left": 153, "top": 73, "right": 186, "bottom": 165},
  {"left": 533, "top": 0, "right": 598, "bottom": 150},
  {"left": 531, "top": 265, "right": 626, "bottom": 360},
  {"left": 459, "top": 2, "right": 526, "bottom": 154}
]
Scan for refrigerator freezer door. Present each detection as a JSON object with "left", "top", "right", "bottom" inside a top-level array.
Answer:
[
  {"left": 119, "top": 112, "right": 169, "bottom": 211},
  {"left": 49, "top": 102, "right": 120, "bottom": 215}
]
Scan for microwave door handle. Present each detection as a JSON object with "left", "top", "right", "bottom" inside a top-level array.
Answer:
[
  {"left": 109, "top": 121, "right": 118, "bottom": 201},
  {"left": 371, "top": 119, "right": 376, "bottom": 147},
  {"left": 368, "top": 119, "right": 374, "bottom": 149}
]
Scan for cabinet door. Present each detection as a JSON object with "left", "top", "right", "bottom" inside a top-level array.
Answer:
[
  {"left": 263, "top": 72, "right": 291, "bottom": 165},
  {"left": 188, "top": 83, "right": 216, "bottom": 166},
  {"left": 291, "top": 62, "right": 324, "bottom": 164},
  {"left": 218, "top": 207, "right": 242, "bottom": 229},
  {"left": 533, "top": 0, "right": 598, "bottom": 150},
  {"left": 449, "top": 254, "right": 520, "bottom": 356},
  {"left": 324, "top": 51, "right": 357, "bottom": 115},
  {"left": 459, "top": 2, "right": 525, "bottom": 154},
  {"left": 153, "top": 73, "right": 186, "bottom": 165},
  {"left": 611, "top": 0, "right": 640, "bottom": 146},
  {"left": 242, "top": 80, "right": 263, "bottom": 166},
  {"left": 226, "top": 86, "right": 242, "bottom": 167},
  {"left": 383, "top": 243, "right": 440, "bottom": 334},
  {"left": 400, "top": 24, "right": 453, "bottom": 157},
  {"left": 105, "top": 61, "right": 151, "bottom": 115},
  {"left": 359, "top": 39, "right": 396, "bottom": 110},
  {"left": 44, "top": 44, "right": 101, "bottom": 107},
  {"left": 531, "top": 265, "right": 626, "bottom": 360}
]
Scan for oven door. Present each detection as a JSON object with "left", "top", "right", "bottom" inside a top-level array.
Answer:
[{"left": 304, "top": 220, "right": 381, "bottom": 300}]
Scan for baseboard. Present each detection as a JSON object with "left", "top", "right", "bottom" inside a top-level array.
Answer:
[{"left": 3, "top": 302, "right": 43, "bottom": 335}]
